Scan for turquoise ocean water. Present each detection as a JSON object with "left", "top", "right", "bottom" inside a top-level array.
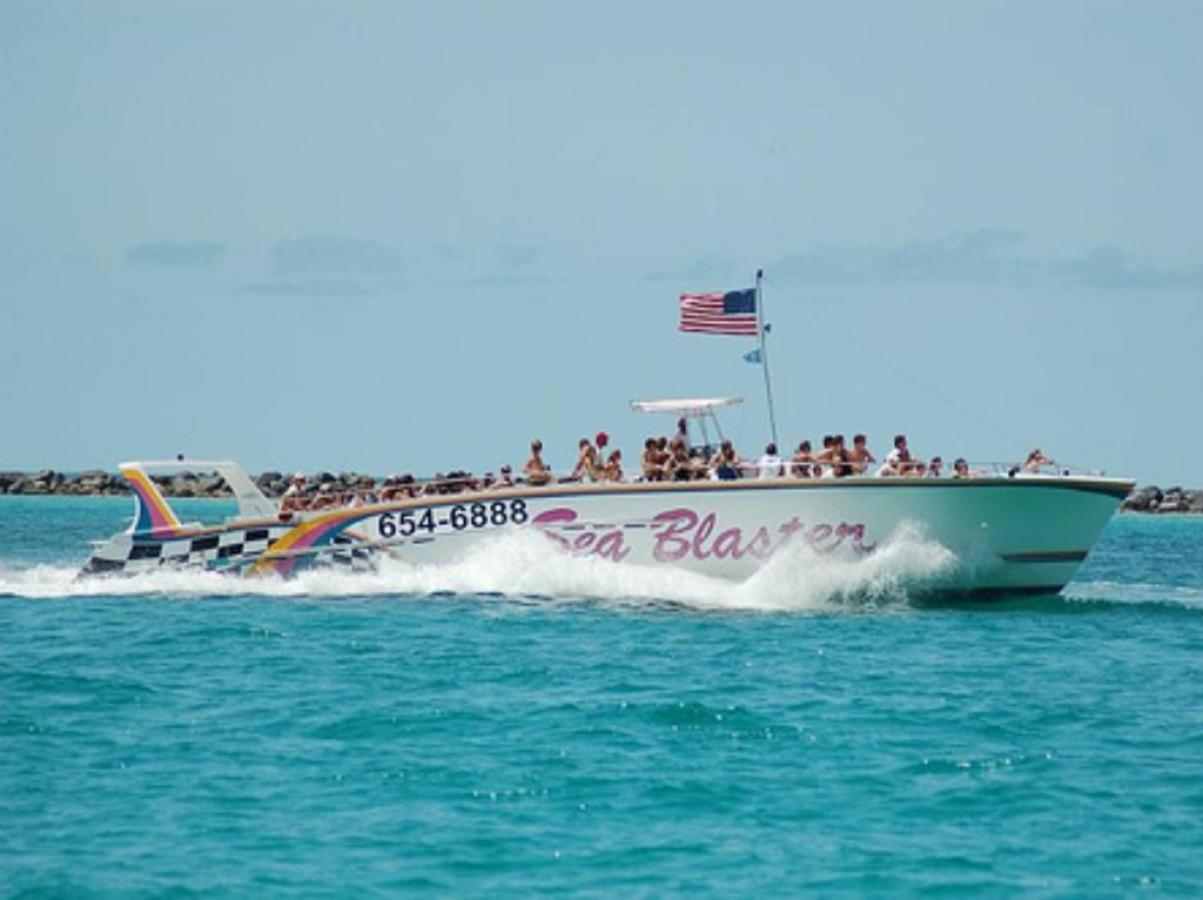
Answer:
[{"left": 2, "top": 497, "right": 1202, "bottom": 895}]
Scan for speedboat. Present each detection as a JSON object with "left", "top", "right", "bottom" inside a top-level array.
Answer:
[{"left": 80, "top": 399, "right": 1133, "bottom": 597}]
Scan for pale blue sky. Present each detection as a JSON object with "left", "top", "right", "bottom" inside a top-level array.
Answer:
[{"left": 2, "top": 0, "right": 1200, "bottom": 484}]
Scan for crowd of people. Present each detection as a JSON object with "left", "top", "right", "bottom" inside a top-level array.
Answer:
[{"left": 278, "top": 418, "right": 1058, "bottom": 513}]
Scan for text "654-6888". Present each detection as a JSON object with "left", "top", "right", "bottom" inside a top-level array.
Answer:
[{"left": 377, "top": 499, "right": 529, "bottom": 538}]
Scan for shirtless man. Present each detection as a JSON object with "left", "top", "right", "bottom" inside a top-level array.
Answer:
[
  {"left": 831, "top": 434, "right": 853, "bottom": 478},
  {"left": 641, "top": 438, "right": 664, "bottom": 481},
  {"left": 848, "top": 434, "right": 876, "bottom": 474},
  {"left": 814, "top": 434, "right": 836, "bottom": 465},
  {"left": 523, "top": 440, "right": 553, "bottom": 486}
]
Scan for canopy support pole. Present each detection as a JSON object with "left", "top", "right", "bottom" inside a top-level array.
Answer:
[{"left": 754, "top": 269, "right": 779, "bottom": 446}]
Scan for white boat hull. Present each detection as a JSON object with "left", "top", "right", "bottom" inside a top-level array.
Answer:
[{"left": 84, "top": 475, "right": 1132, "bottom": 596}]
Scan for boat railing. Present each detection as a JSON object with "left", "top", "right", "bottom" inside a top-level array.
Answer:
[{"left": 275, "top": 457, "right": 1110, "bottom": 516}]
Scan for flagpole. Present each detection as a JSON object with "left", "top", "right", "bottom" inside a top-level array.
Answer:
[{"left": 754, "top": 268, "right": 779, "bottom": 446}]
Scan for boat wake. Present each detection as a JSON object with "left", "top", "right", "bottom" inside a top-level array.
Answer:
[{"left": 0, "top": 523, "right": 958, "bottom": 612}]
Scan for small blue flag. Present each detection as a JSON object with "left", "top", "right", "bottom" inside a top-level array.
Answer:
[{"left": 743, "top": 348, "right": 762, "bottom": 364}]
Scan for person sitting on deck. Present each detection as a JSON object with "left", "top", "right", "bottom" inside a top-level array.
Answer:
[
  {"left": 571, "top": 437, "right": 601, "bottom": 482},
  {"left": 710, "top": 440, "right": 742, "bottom": 481},
  {"left": 378, "top": 476, "right": 399, "bottom": 502},
  {"left": 524, "top": 440, "right": 554, "bottom": 486},
  {"left": 885, "top": 434, "right": 917, "bottom": 476},
  {"left": 493, "top": 464, "right": 515, "bottom": 489},
  {"left": 279, "top": 472, "right": 309, "bottom": 515},
  {"left": 831, "top": 434, "right": 853, "bottom": 478},
  {"left": 1023, "top": 448, "right": 1055, "bottom": 473},
  {"left": 602, "top": 449, "right": 623, "bottom": 482},
  {"left": 849, "top": 434, "right": 876, "bottom": 474},
  {"left": 350, "top": 476, "right": 378, "bottom": 507},
  {"left": 814, "top": 435, "right": 835, "bottom": 466},
  {"left": 666, "top": 439, "right": 695, "bottom": 481},
  {"left": 790, "top": 440, "right": 814, "bottom": 478},
  {"left": 951, "top": 457, "right": 975, "bottom": 479},
  {"left": 756, "top": 442, "right": 784, "bottom": 479},
  {"left": 926, "top": 456, "right": 944, "bottom": 478},
  {"left": 640, "top": 438, "right": 664, "bottom": 482}
]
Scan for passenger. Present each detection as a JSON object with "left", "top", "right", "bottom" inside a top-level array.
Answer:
[
  {"left": 424, "top": 474, "right": 444, "bottom": 496},
  {"left": 814, "top": 434, "right": 836, "bottom": 465},
  {"left": 603, "top": 449, "right": 623, "bottom": 482},
  {"left": 378, "top": 476, "right": 398, "bottom": 502},
  {"left": 832, "top": 434, "right": 853, "bottom": 478},
  {"left": 790, "top": 440, "right": 814, "bottom": 478},
  {"left": 849, "top": 434, "right": 876, "bottom": 474},
  {"left": 571, "top": 437, "right": 601, "bottom": 482},
  {"left": 350, "top": 476, "right": 378, "bottom": 507},
  {"left": 656, "top": 436, "right": 670, "bottom": 467},
  {"left": 596, "top": 431, "right": 610, "bottom": 458},
  {"left": 811, "top": 462, "right": 825, "bottom": 479},
  {"left": 756, "top": 442, "right": 784, "bottom": 479},
  {"left": 926, "top": 456, "right": 944, "bottom": 478},
  {"left": 667, "top": 439, "right": 695, "bottom": 481},
  {"left": 493, "top": 464, "right": 515, "bottom": 489},
  {"left": 675, "top": 417, "right": 690, "bottom": 450},
  {"left": 885, "top": 434, "right": 916, "bottom": 476},
  {"left": 952, "top": 457, "right": 975, "bottom": 479},
  {"left": 709, "top": 440, "right": 741, "bottom": 481},
  {"left": 641, "top": 438, "right": 664, "bottom": 482},
  {"left": 481, "top": 472, "right": 495, "bottom": 490},
  {"left": 1024, "top": 448, "right": 1055, "bottom": 473},
  {"left": 279, "top": 472, "right": 308, "bottom": 514},
  {"left": 399, "top": 474, "right": 419, "bottom": 498},
  {"left": 312, "top": 482, "right": 337, "bottom": 510},
  {"left": 912, "top": 461, "right": 928, "bottom": 478},
  {"left": 523, "top": 440, "right": 554, "bottom": 487}
]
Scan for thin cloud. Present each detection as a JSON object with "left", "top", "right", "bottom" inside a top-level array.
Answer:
[
  {"left": 243, "top": 279, "right": 370, "bottom": 298},
  {"left": 271, "top": 235, "right": 402, "bottom": 277},
  {"left": 646, "top": 252, "right": 744, "bottom": 285},
  {"left": 769, "top": 230, "right": 1203, "bottom": 291},
  {"left": 125, "top": 241, "right": 226, "bottom": 267},
  {"left": 493, "top": 243, "right": 542, "bottom": 269},
  {"left": 651, "top": 231, "right": 1203, "bottom": 291}
]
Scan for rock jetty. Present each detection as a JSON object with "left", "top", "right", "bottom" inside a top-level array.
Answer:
[
  {"left": 0, "top": 470, "right": 376, "bottom": 500},
  {"left": 1120, "top": 486, "right": 1203, "bottom": 514}
]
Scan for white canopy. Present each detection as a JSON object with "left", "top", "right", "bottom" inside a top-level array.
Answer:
[
  {"left": 629, "top": 397, "right": 743, "bottom": 418},
  {"left": 118, "top": 459, "right": 277, "bottom": 520}
]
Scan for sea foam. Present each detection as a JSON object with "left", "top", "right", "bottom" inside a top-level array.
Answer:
[{"left": 0, "top": 523, "right": 956, "bottom": 612}]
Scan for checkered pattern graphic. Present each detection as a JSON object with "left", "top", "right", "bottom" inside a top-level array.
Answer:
[{"left": 84, "top": 525, "right": 378, "bottom": 575}]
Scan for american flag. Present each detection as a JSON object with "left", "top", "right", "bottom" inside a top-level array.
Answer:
[{"left": 678, "top": 288, "right": 759, "bottom": 336}]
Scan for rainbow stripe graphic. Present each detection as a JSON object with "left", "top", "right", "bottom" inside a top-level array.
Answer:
[
  {"left": 252, "top": 509, "right": 362, "bottom": 576},
  {"left": 121, "top": 467, "right": 183, "bottom": 536}
]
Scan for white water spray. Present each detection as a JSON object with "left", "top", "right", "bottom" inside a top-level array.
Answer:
[{"left": 0, "top": 523, "right": 957, "bottom": 611}]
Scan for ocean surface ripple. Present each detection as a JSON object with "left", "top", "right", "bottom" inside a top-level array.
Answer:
[{"left": 1, "top": 498, "right": 1201, "bottom": 894}]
